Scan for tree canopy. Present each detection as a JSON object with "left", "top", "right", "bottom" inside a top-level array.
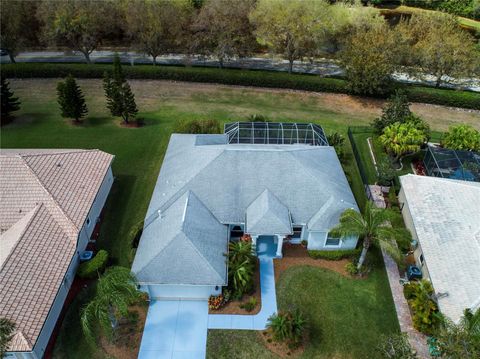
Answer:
[
  {"left": 379, "top": 122, "right": 428, "bottom": 162},
  {"left": 442, "top": 124, "right": 480, "bottom": 152},
  {"left": 1, "top": 77, "right": 21, "bottom": 124},
  {"left": 57, "top": 75, "right": 88, "bottom": 122}
]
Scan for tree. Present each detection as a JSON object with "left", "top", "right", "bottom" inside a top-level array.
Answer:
[
  {"left": 372, "top": 91, "right": 412, "bottom": 134},
  {"left": 123, "top": 0, "right": 193, "bottom": 65},
  {"left": 442, "top": 124, "right": 480, "bottom": 152},
  {"left": 339, "top": 16, "right": 401, "bottom": 95},
  {"left": 332, "top": 201, "right": 409, "bottom": 270},
  {"left": 379, "top": 122, "right": 428, "bottom": 163},
  {"left": 0, "top": 0, "right": 34, "bottom": 63},
  {"left": 1, "top": 77, "right": 21, "bottom": 124},
  {"left": 57, "top": 75, "right": 88, "bottom": 123},
  {"left": 0, "top": 318, "right": 15, "bottom": 358},
  {"left": 436, "top": 309, "right": 480, "bottom": 358},
  {"left": 81, "top": 267, "right": 140, "bottom": 343},
  {"left": 191, "top": 0, "right": 256, "bottom": 68},
  {"left": 399, "top": 13, "right": 478, "bottom": 87},
  {"left": 377, "top": 333, "right": 416, "bottom": 359},
  {"left": 38, "top": 0, "right": 115, "bottom": 64},
  {"left": 103, "top": 55, "right": 138, "bottom": 124},
  {"left": 250, "top": 0, "right": 331, "bottom": 73}
]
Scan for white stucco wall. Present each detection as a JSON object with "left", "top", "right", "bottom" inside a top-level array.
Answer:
[{"left": 143, "top": 284, "right": 221, "bottom": 300}]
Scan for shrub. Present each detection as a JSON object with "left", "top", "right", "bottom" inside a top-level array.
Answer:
[
  {"left": 267, "top": 310, "right": 307, "bottom": 348},
  {"left": 345, "top": 262, "right": 358, "bottom": 275},
  {"left": 228, "top": 241, "right": 255, "bottom": 299},
  {"left": 377, "top": 157, "right": 396, "bottom": 186},
  {"left": 246, "top": 114, "right": 270, "bottom": 122},
  {"left": 442, "top": 124, "right": 480, "bottom": 151},
  {"left": 2, "top": 63, "right": 478, "bottom": 109},
  {"left": 308, "top": 248, "right": 361, "bottom": 260},
  {"left": 208, "top": 294, "right": 225, "bottom": 310},
  {"left": 240, "top": 296, "right": 257, "bottom": 312},
  {"left": 372, "top": 90, "right": 411, "bottom": 133},
  {"left": 77, "top": 250, "right": 109, "bottom": 279},
  {"left": 406, "top": 280, "right": 441, "bottom": 334},
  {"left": 377, "top": 333, "right": 416, "bottom": 359},
  {"left": 174, "top": 118, "right": 221, "bottom": 134}
]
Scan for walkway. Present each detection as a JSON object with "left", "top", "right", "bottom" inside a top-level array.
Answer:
[
  {"left": 208, "top": 236, "right": 278, "bottom": 330},
  {"left": 138, "top": 300, "right": 209, "bottom": 359},
  {"left": 382, "top": 249, "right": 430, "bottom": 358}
]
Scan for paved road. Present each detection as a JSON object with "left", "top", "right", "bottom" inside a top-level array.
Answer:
[{"left": 1, "top": 51, "right": 479, "bottom": 92}]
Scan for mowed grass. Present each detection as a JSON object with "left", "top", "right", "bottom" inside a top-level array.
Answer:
[
  {"left": 208, "top": 250, "right": 399, "bottom": 359},
  {"left": 1, "top": 79, "right": 468, "bottom": 358}
]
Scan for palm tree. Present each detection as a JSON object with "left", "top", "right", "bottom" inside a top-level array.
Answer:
[
  {"left": 228, "top": 241, "right": 253, "bottom": 265},
  {"left": 0, "top": 318, "right": 16, "bottom": 358},
  {"left": 332, "top": 201, "right": 410, "bottom": 270},
  {"left": 81, "top": 266, "right": 140, "bottom": 343}
]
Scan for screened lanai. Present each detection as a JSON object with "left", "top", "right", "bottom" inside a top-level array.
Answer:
[
  {"left": 423, "top": 144, "right": 480, "bottom": 182},
  {"left": 224, "top": 122, "right": 329, "bottom": 146}
]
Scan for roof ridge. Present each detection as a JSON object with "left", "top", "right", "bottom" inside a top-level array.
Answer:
[
  {"left": 0, "top": 204, "right": 42, "bottom": 270},
  {"left": 17, "top": 149, "right": 100, "bottom": 158},
  {"left": 20, "top": 157, "right": 80, "bottom": 235},
  {"left": 146, "top": 150, "right": 227, "bottom": 222},
  {"left": 181, "top": 231, "right": 226, "bottom": 284}
]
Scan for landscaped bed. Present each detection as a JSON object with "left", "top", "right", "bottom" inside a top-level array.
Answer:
[{"left": 207, "top": 249, "right": 400, "bottom": 359}]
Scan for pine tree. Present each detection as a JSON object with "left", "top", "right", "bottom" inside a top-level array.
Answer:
[
  {"left": 57, "top": 75, "right": 88, "bottom": 122},
  {"left": 103, "top": 54, "right": 138, "bottom": 124},
  {"left": 1, "top": 77, "right": 21, "bottom": 124}
]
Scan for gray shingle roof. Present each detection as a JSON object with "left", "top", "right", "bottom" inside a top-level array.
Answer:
[
  {"left": 400, "top": 174, "right": 480, "bottom": 323},
  {"left": 132, "top": 191, "right": 228, "bottom": 285},
  {"left": 246, "top": 189, "right": 292, "bottom": 235},
  {"left": 133, "top": 134, "right": 358, "bottom": 286}
]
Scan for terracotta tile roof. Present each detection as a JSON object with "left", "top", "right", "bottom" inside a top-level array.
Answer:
[{"left": 0, "top": 149, "right": 113, "bottom": 352}]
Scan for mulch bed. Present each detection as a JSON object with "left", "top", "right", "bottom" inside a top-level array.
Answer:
[
  {"left": 258, "top": 329, "right": 306, "bottom": 358},
  {"left": 209, "top": 258, "right": 261, "bottom": 315},
  {"left": 100, "top": 303, "right": 148, "bottom": 359},
  {"left": 274, "top": 243, "right": 351, "bottom": 281}
]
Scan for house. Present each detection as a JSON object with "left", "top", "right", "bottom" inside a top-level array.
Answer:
[
  {"left": 0, "top": 149, "right": 114, "bottom": 359},
  {"left": 399, "top": 174, "right": 480, "bottom": 323},
  {"left": 132, "top": 123, "right": 359, "bottom": 300}
]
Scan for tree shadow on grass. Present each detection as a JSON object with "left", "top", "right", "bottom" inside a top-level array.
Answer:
[{"left": 83, "top": 116, "right": 114, "bottom": 127}]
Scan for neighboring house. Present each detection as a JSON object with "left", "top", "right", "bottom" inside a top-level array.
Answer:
[
  {"left": 399, "top": 174, "right": 480, "bottom": 323},
  {"left": 0, "top": 149, "right": 114, "bottom": 359},
  {"left": 132, "top": 123, "right": 358, "bottom": 300}
]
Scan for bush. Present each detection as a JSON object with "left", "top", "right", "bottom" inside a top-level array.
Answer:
[
  {"left": 77, "top": 250, "right": 109, "bottom": 279},
  {"left": 345, "top": 262, "right": 358, "bottom": 275},
  {"left": 267, "top": 310, "right": 307, "bottom": 349},
  {"left": 2, "top": 63, "right": 478, "bottom": 109},
  {"left": 174, "top": 118, "right": 221, "bottom": 134},
  {"left": 240, "top": 296, "right": 257, "bottom": 312},
  {"left": 308, "top": 248, "right": 361, "bottom": 260},
  {"left": 208, "top": 294, "right": 225, "bottom": 310},
  {"left": 405, "top": 280, "right": 441, "bottom": 334},
  {"left": 246, "top": 114, "right": 271, "bottom": 122}
]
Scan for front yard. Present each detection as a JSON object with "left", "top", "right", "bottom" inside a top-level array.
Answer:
[
  {"left": 1, "top": 78, "right": 475, "bottom": 358},
  {"left": 207, "top": 248, "right": 399, "bottom": 359}
]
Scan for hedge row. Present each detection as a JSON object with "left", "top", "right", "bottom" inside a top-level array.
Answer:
[
  {"left": 308, "top": 248, "right": 361, "bottom": 261},
  {"left": 2, "top": 63, "right": 479, "bottom": 110}
]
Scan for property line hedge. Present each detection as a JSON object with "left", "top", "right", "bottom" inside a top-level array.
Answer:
[
  {"left": 308, "top": 248, "right": 361, "bottom": 261},
  {"left": 2, "top": 63, "right": 479, "bottom": 110}
]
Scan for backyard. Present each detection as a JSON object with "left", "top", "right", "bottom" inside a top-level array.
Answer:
[{"left": 1, "top": 78, "right": 479, "bottom": 358}]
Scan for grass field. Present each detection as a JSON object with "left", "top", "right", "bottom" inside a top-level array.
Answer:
[
  {"left": 1, "top": 79, "right": 475, "bottom": 358},
  {"left": 207, "top": 249, "right": 399, "bottom": 359}
]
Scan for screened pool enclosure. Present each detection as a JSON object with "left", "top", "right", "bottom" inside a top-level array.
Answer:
[
  {"left": 423, "top": 145, "right": 480, "bottom": 182},
  {"left": 224, "top": 122, "right": 329, "bottom": 146}
]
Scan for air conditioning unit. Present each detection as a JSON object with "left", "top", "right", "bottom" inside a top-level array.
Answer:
[{"left": 411, "top": 240, "right": 418, "bottom": 250}]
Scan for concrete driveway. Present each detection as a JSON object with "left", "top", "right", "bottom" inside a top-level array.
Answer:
[{"left": 138, "top": 300, "right": 208, "bottom": 359}]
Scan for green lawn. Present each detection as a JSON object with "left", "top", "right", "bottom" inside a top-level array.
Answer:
[
  {"left": 207, "top": 249, "right": 399, "bottom": 359},
  {"left": 1, "top": 78, "right": 462, "bottom": 358}
]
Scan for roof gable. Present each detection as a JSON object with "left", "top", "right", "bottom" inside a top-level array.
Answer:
[{"left": 246, "top": 189, "right": 292, "bottom": 235}]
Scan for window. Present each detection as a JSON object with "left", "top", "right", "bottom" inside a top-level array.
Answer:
[
  {"left": 292, "top": 226, "right": 303, "bottom": 239},
  {"left": 230, "top": 225, "right": 244, "bottom": 239},
  {"left": 86, "top": 217, "right": 91, "bottom": 226},
  {"left": 420, "top": 254, "right": 424, "bottom": 265},
  {"left": 325, "top": 234, "right": 341, "bottom": 246}
]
